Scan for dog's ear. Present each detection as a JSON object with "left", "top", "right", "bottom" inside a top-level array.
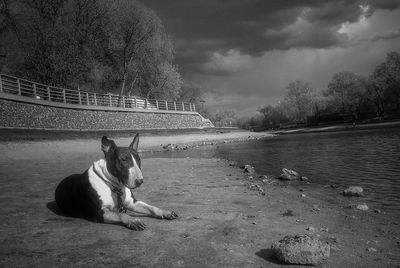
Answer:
[
  {"left": 101, "top": 136, "right": 115, "bottom": 154},
  {"left": 129, "top": 133, "right": 139, "bottom": 151}
]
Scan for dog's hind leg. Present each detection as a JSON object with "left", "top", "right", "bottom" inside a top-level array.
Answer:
[
  {"left": 102, "top": 209, "right": 146, "bottom": 231},
  {"left": 126, "top": 200, "right": 178, "bottom": 220}
]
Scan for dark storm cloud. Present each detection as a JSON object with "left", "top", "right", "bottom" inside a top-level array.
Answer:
[
  {"left": 142, "top": 0, "right": 400, "bottom": 76},
  {"left": 357, "top": 28, "right": 400, "bottom": 44},
  {"left": 368, "top": 0, "right": 400, "bottom": 10}
]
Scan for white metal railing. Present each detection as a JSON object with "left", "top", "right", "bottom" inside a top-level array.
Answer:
[{"left": 0, "top": 73, "right": 196, "bottom": 112}]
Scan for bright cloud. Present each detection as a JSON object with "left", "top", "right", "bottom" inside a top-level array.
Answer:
[{"left": 202, "top": 49, "right": 254, "bottom": 75}]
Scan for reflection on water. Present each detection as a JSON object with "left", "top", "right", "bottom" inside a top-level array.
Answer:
[{"left": 145, "top": 127, "right": 400, "bottom": 214}]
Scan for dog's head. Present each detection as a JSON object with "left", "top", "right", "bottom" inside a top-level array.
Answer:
[{"left": 101, "top": 134, "right": 143, "bottom": 189}]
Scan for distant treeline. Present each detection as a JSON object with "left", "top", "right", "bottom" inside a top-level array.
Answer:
[
  {"left": 0, "top": 0, "right": 203, "bottom": 103},
  {"left": 239, "top": 51, "right": 400, "bottom": 130}
]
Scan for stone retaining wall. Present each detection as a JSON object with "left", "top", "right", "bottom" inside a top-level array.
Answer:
[{"left": 0, "top": 99, "right": 213, "bottom": 130}]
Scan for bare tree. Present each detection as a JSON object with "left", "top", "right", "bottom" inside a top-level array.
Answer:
[
  {"left": 325, "top": 72, "right": 366, "bottom": 114},
  {"left": 370, "top": 51, "right": 400, "bottom": 112},
  {"left": 145, "top": 62, "right": 182, "bottom": 100},
  {"left": 107, "top": 0, "right": 181, "bottom": 99},
  {"left": 283, "top": 80, "right": 314, "bottom": 122}
]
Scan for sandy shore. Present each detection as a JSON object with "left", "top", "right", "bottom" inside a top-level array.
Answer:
[
  {"left": 0, "top": 130, "right": 272, "bottom": 161},
  {"left": 0, "top": 131, "right": 399, "bottom": 267}
]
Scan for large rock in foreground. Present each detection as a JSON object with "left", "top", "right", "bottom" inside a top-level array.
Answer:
[
  {"left": 343, "top": 186, "right": 364, "bottom": 197},
  {"left": 271, "top": 235, "right": 330, "bottom": 265}
]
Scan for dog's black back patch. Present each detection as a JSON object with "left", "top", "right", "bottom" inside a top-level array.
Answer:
[{"left": 55, "top": 170, "right": 104, "bottom": 222}]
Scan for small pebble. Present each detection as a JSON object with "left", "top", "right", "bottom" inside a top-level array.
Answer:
[
  {"left": 306, "top": 226, "right": 316, "bottom": 232},
  {"left": 356, "top": 203, "right": 369, "bottom": 211},
  {"left": 282, "top": 209, "right": 294, "bottom": 216},
  {"left": 312, "top": 204, "right": 321, "bottom": 211},
  {"left": 367, "top": 247, "right": 377, "bottom": 252},
  {"left": 300, "top": 176, "right": 309, "bottom": 181},
  {"left": 330, "top": 236, "right": 339, "bottom": 243}
]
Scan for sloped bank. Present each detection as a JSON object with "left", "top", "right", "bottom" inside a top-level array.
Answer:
[{"left": 0, "top": 96, "right": 213, "bottom": 130}]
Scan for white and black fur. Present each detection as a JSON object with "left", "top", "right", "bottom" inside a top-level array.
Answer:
[{"left": 55, "top": 134, "right": 178, "bottom": 230}]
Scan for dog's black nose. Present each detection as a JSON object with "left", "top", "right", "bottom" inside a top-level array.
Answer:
[{"left": 135, "top": 179, "right": 143, "bottom": 186}]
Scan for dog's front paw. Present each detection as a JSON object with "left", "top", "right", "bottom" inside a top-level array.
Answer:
[
  {"left": 125, "top": 218, "right": 146, "bottom": 231},
  {"left": 161, "top": 210, "right": 178, "bottom": 220}
]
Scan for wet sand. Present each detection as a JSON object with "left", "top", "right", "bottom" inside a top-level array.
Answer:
[{"left": 0, "top": 131, "right": 399, "bottom": 267}]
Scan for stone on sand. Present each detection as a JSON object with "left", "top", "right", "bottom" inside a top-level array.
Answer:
[
  {"left": 356, "top": 203, "right": 369, "bottom": 211},
  {"left": 243, "top": 164, "right": 255, "bottom": 174},
  {"left": 271, "top": 235, "right": 330, "bottom": 265},
  {"left": 343, "top": 186, "right": 364, "bottom": 197},
  {"left": 279, "top": 168, "right": 300, "bottom": 180}
]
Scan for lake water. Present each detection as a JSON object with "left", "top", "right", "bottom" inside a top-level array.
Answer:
[{"left": 145, "top": 127, "right": 400, "bottom": 215}]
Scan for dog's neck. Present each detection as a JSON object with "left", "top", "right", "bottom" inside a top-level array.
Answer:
[{"left": 92, "top": 159, "right": 122, "bottom": 188}]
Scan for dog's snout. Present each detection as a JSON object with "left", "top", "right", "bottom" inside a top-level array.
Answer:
[{"left": 135, "top": 178, "right": 143, "bottom": 185}]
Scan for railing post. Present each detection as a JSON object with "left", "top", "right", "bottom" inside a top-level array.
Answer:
[
  {"left": 78, "top": 91, "right": 81, "bottom": 105},
  {"left": 62, "top": 89, "right": 66, "bottom": 103},
  {"left": 33, "top": 84, "right": 37, "bottom": 98},
  {"left": 86, "top": 93, "right": 89, "bottom": 105},
  {"left": 17, "top": 79, "right": 21, "bottom": 95},
  {"left": 47, "top": 87, "right": 51, "bottom": 101},
  {"left": 156, "top": 100, "right": 159, "bottom": 109},
  {"left": 134, "top": 97, "right": 137, "bottom": 108},
  {"left": 0, "top": 74, "right": 3, "bottom": 93},
  {"left": 189, "top": 103, "right": 192, "bottom": 112},
  {"left": 192, "top": 103, "right": 196, "bottom": 112},
  {"left": 94, "top": 93, "right": 98, "bottom": 106},
  {"left": 122, "top": 96, "right": 125, "bottom": 108},
  {"left": 182, "top": 102, "right": 185, "bottom": 111},
  {"left": 165, "top": 100, "right": 168, "bottom": 110},
  {"left": 109, "top": 94, "right": 112, "bottom": 107},
  {"left": 174, "top": 102, "right": 177, "bottom": 111}
]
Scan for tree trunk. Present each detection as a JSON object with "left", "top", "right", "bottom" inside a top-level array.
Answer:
[{"left": 120, "top": 72, "right": 127, "bottom": 96}]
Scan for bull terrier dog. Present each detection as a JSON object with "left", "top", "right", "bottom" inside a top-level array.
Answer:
[{"left": 55, "top": 134, "right": 178, "bottom": 230}]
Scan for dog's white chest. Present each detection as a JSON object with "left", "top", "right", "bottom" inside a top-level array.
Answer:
[{"left": 88, "top": 161, "right": 119, "bottom": 210}]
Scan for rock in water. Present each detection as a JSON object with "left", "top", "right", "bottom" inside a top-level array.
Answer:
[
  {"left": 271, "top": 235, "right": 330, "bottom": 265},
  {"left": 279, "top": 168, "right": 300, "bottom": 180},
  {"left": 343, "top": 186, "right": 364, "bottom": 197}
]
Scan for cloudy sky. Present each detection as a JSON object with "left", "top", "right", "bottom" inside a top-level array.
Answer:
[{"left": 143, "top": 0, "right": 400, "bottom": 116}]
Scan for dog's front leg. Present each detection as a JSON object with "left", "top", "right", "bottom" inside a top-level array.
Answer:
[
  {"left": 127, "top": 200, "right": 178, "bottom": 220},
  {"left": 102, "top": 209, "right": 146, "bottom": 231}
]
